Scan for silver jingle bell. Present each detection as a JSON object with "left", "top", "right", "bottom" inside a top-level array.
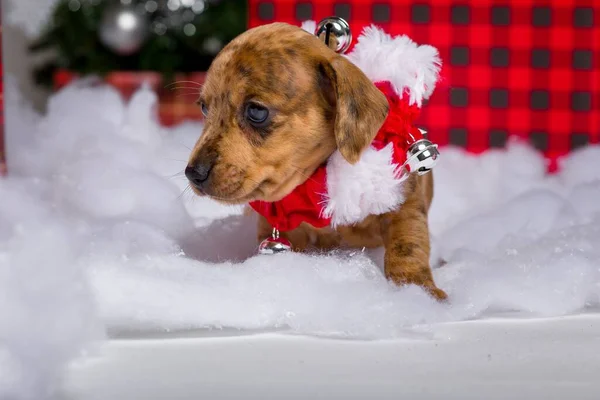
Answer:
[
  {"left": 315, "top": 17, "right": 352, "bottom": 54},
  {"left": 405, "top": 137, "right": 440, "bottom": 176},
  {"left": 258, "top": 228, "right": 292, "bottom": 255}
]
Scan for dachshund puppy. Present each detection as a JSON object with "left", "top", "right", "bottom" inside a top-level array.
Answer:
[{"left": 186, "top": 22, "right": 447, "bottom": 300}]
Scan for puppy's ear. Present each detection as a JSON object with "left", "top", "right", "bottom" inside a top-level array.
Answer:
[{"left": 318, "top": 57, "right": 389, "bottom": 164}]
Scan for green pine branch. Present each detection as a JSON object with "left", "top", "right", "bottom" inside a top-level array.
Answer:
[{"left": 29, "top": 0, "right": 248, "bottom": 88}]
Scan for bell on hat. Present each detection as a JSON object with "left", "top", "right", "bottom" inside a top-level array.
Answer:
[
  {"left": 314, "top": 17, "right": 352, "bottom": 54},
  {"left": 258, "top": 228, "right": 292, "bottom": 255},
  {"left": 405, "top": 129, "right": 440, "bottom": 175}
]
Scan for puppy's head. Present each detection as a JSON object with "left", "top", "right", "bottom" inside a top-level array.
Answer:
[{"left": 186, "top": 23, "right": 389, "bottom": 204}]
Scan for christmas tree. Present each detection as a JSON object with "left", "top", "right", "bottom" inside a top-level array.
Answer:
[{"left": 29, "top": 0, "right": 247, "bottom": 88}]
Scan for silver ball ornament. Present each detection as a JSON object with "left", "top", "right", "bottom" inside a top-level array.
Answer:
[
  {"left": 99, "top": 3, "right": 149, "bottom": 55},
  {"left": 315, "top": 17, "right": 352, "bottom": 54}
]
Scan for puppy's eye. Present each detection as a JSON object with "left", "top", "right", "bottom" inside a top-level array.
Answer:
[
  {"left": 244, "top": 103, "right": 270, "bottom": 127},
  {"left": 200, "top": 102, "right": 209, "bottom": 117}
]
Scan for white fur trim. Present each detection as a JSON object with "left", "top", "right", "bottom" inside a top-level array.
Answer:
[
  {"left": 301, "top": 20, "right": 316, "bottom": 34},
  {"left": 346, "top": 25, "right": 441, "bottom": 107},
  {"left": 322, "top": 145, "right": 407, "bottom": 227}
]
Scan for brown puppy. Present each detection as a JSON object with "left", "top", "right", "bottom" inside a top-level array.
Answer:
[{"left": 186, "top": 22, "right": 447, "bottom": 300}]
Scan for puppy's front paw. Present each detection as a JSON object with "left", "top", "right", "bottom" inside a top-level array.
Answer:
[
  {"left": 386, "top": 271, "right": 448, "bottom": 302},
  {"left": 425, "top": 286, "right": 448, "bottom": 302}
]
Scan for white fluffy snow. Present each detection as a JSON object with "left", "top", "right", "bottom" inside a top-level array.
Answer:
[{"left": 2, "top": 76, "right": 600, "bottom": 398}]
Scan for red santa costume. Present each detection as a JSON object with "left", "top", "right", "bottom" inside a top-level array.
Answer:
[{"left": 249, "top": 21, "right": 442, "bottom": 234}]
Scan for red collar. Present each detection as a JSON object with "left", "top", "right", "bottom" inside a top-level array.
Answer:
[{"left": 249, "top": 81, "right": 423, "bottom": 232}]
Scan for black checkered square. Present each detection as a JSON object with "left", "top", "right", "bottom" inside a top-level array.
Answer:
[
  {"left": 530, "top": 131, "right": 549, "bottom": 151},
  {"left": 451, "top": 46, "right": 469, "bottom": 66},
  {"left": 257, "top": 1, "right": 275, "bottom": 21},
  {"left": 334, "top": 2, "right": 351, "bottom": 20},
  {"left": 572, "top": 50, "right": 593, "bottom": 70},
  {"left": 573, "top": 7, "right": 594, "bottom": 28},
  {"left": 570, "top": 133, "right": 589, "bottom": 150},
  {"left": 490, "top": 47, "right": 510, "bottom": 67},
  {"left": 295, "top": 2, "right": 313, "bottom": 20},
  {"left": 491, "top": 6, "right": 510, "bottom": 26},
  {"left": 449, "top": 128, "right": 468, "bottom": 147},
  {"left": 450, "top": 87, "right": 468, "bottom": 107},
  {"left": 372, "top": 3, "right": 391, "bottom": 23},
  {"left": 530, "top": 90, "right": 550, "bottom": 110},
  {"left": 451, "top": 5, "right": 470, "bottom": 25},
  {"left": 571, "top": 92, "right": 592, "bottom": 112},
  {"left": 489, "top": 88, "right": 509, "bottom": 108},
  {"left": 489, "top": 129, "right": 508, "bottom": 148},
  {"left": 411, "top": 4, "right": 430, "bottom": 24},
  {"left": 531, "top": 49, "right": 550, "bottom": 69},
  {"left": 532, "top": 7, "right": 552, "bottom": 27}
]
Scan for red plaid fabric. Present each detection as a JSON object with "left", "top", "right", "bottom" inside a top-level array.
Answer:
[
  {"left": 54, "top": 70, "right": 206, "bottom": 127},
  {"left": 0, "top": 2, "right": 6, "bottom": 176},
  {"left": 249, "top": 0, "right": 599, "bottom": 171}
]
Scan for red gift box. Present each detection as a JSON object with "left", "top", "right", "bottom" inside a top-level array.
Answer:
[
  {"left": 249, "top": 0, "right": 600, "bottom": 172},
  {"left": 53, "top": 69, "right": 206, "bottom": 127}
]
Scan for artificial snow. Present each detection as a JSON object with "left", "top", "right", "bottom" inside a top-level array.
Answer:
[{"left": 2, "top": 77, "right": 600, "bottom": 398}]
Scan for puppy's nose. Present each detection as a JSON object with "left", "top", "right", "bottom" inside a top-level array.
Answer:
[{"left": 185, "top": 163, "right": 213, "bottom": 188}]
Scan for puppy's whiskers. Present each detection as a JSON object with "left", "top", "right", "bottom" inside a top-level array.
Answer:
[
  {"left": 165, "top": 80, "right": 203, "bottom": 88},
  {"left": 169, "top": 88, "right": 201, "bottom": 95},
  {"left": 168, "top": 87, "right": 202, "bottom": 91},
  {"left": 177, "top": 142, "right": 193, "bottom": 151},
  {"left": 165, "top": 158, "right": 188, "bottom": 162},
  {"left": 288, "top": 163, "right": 322, "bottom": 185},
  {"left": 166, "top": 81, "right": 203, "bottom": 103},
  {"left": 175, "top": 92, "right": 203, "bottom": 99},
  {"left": 177, "top": 184, "right": 194, "bottom": 202},
  {"left": 166, "top": 170, "right": 186, "bottom": 180}
]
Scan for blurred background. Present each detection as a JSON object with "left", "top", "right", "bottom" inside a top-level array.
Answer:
[
  {"left": 3, "top": 0, "right": 247, "bottom": 114},
  {"left": 1, "top": 0, "right": 598, "bottom": 171}
]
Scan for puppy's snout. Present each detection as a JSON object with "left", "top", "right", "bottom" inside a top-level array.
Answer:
[{"left": 185, "top": 162, "right": 213, "bottom": 189}]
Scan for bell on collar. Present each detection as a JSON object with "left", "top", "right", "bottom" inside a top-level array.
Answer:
[
  {"left": 405, "top": 129, "right": 440, "bottom": 175},
  {"left": 258, "top": 228, "right": 292, "bottom": 255},
  {"left": 314, "top": 17, "right": 352, "bottom": 54}
]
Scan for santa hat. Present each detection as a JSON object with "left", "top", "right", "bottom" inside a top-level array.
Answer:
[
  {"left": 308, "top": 21, "right": 441, "bottom": 225},
  {"left": 250, "top": 23, "right": 442, "bottom": 231}
]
